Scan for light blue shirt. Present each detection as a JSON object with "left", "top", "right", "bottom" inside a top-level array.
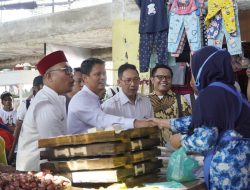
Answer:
[
  {"left": 67, "top": 86, "right": 134, "bottom": 134},
  {"left": 102, "top": 90, "right": 154, "bottom": 119}
]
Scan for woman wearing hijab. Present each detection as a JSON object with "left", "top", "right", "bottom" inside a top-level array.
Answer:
[{"left": 154, "top": 46, "right": 250, "bottom": 190}]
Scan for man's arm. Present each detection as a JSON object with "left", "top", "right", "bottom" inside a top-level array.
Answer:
[
  {"left": 76, "top": 104, "right": 135, "bottom": 130},
  {"left": 149, "top": 103, "right": 154, "bottom": 118},
  {"left": 14, "top": 120, "right": 22, "bottom": 137},
  {"left": 8, "top": 101, "right": 27, "bottom": 163},
  {"left": 134, "top": 119, "right": 156, "bottom": 128},
  {"left": 7, "top": 119, "right": 22, "bottom": 163},
  {"left": 74, "top": 103, "right": 157, "bottom": 130}
]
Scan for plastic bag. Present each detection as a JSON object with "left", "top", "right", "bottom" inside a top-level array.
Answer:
[{"left": 167, "top": 147, "right": 199, "bottom": 182}]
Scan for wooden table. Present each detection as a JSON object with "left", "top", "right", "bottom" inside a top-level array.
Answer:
[
  {"left": 183, "top": 180, "right": 206, "bottom": 190},
  {"left": 69, "top": 179, "right": 206, "bottom": 190}
]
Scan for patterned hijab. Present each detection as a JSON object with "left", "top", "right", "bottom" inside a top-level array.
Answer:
[{"left": 190, "top": 46, "right": 250, "bottom": 137}]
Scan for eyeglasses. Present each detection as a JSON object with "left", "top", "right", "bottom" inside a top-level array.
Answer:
[
  {"left": 153, "top": 75, "right": 172, "bottom": 81},
  {"left": 47, "top": 66, "right": 73, "bottom": 75},
  {"left": 121, "top": 77, "right": 140, "bottom": 85}
]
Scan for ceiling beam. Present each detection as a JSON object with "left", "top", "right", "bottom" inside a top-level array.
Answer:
[
  {"left": 91, "top": 47, "right": 112, "bottom": 61},
  {"left": 0, "top": 1, "right": 37, "bottom": 10},
  {"left": 0, "top": 55, "right": 43, "bottom": 69}
]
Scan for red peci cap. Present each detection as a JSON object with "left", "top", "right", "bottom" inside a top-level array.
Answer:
[{"left": 36, "top": 50, "right": 68, "bottom": 75}]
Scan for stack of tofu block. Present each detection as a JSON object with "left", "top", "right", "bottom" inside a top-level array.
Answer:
[{"left": 39, "top": 127, "right": 162, "bottom": 188}]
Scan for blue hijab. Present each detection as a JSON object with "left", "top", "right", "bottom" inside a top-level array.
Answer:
[{"left": 190, "top": 46, "right": 250, "bottom": 138}]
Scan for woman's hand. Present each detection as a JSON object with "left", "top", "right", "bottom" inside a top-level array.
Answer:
[
  {"left": 170, "top": 134, "right": 182, "bottom": 149},
  {"left": 152, "top": 118, "right": 170, "bottom": 129},
  {"left": 134, "top": 119, "right": 157, "bottom": 128}
]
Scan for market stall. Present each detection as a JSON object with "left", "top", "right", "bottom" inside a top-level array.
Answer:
[
  {"left": 36, "top": 127, "right": 205, "bottom": 189},
  {"left": 0, "top": 126, "right": 206, "bottom": 190}
]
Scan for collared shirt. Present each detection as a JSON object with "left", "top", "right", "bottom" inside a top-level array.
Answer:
[
  {"left": 67, "top": 86, "right": 134, "bottom": 135},
  {"left": 102, "top": 90, "right": 154, "bottom": 119},
  {"left": 16, "top": 85, "right": 67, "bottom": 171}
]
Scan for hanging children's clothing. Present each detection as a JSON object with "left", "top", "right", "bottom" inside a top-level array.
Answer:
[
  {"left": 136, "top": 0, "right": 169, "bottom": 72},
  {"left": 171, "top": 30, "right": 187, "bottom": 57},
  {"left": 168, "top": 11, "right": 201, "bottom": 55},
  {"left": 205, "top": 0, "right": 236, "bottom": 35},
  {"left": 169, "top": 0, "right": 200, "bottom": 15},
  {"left": 139, "top": 30, "right": 169, "bottom": 72},
  {"left": 206, "top": 1, "right": 242, "bottom": 55},
  {"left": 168, "top": 0, "right": 203, "bottom": 56}
]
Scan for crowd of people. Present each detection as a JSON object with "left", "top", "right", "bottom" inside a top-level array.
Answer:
[{"left": 0, "top": 47, "right": 249, "bottom": 189}]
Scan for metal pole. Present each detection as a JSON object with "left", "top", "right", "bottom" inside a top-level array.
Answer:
[
  {"left": 44, "top": 43, "right": 46, "bottom": 55},
  {"left": 0, "top": 1, "right": 2, "bottom": 23},
  {"left": 68, "top": 0, "right": 71, "bottom": 9},
  {"left": 52, "top": 0, "right": 54, "bottom": 13}
]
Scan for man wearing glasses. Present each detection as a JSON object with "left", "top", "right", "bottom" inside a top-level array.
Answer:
[
  {"left": 16, "top": 51, "right": 74, "bottom": 172},
  {"left": 102, "top": 63, "right": 154, "bottom": 119},
  {"left": 149, "top": 65, "right": 191, "bottom": 146},
  {"left": 67, "top": 58, "right": 156, "bottom": 135}
]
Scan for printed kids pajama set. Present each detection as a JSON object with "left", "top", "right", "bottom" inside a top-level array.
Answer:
[
  {"left": 205, "top": 0, "right": 242, "bottom": 55},
  {"left": 136, "top": 0, "right": 169, "bottom": 72},
  {"left": 168, "top": 0, "right": 204, "bottom": 57}
]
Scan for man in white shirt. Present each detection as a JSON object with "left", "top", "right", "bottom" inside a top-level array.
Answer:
[
  {"left": 102, "top": 63, "right": 154, "bottom": 119},
  {"left": 0, "top": 92, "right": 17, "bottom": 133},
  {"left": 16, "top": 51, "right": 74, "bottom": 171},
  {"left": 8, "top": 76, "right": 44, "bottom": 163},
  {"left": 16, "top": 75, "right": 43, "bottom": 123},
  {"left": 67, "top": 58, "right": 156, "bottom": 134}
]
